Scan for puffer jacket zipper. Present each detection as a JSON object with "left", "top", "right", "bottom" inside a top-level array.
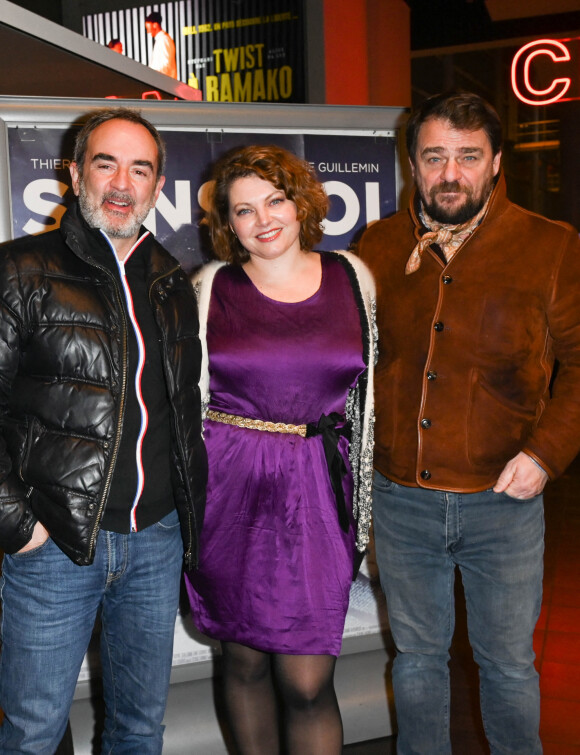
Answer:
[{"left": 149, "top": 265, "right": 196, "bottom": 566}]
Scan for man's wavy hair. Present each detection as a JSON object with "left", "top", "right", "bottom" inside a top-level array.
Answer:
[
  {"left": 204, "top": 144, "right": 329, "bottom": 264},
  {"left": 73, "top": 107, "right": 166, "bottom": 179},
  {"left": 406, "top": 91, "right": 503, "bottom": 165}
]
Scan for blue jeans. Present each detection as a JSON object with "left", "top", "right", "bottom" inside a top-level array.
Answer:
[
  {"left": 373, "top": 472, "right": 543, "bottom": 755},
  {"left": 0, "top": 508, "right": 183, "bottom": 755}
]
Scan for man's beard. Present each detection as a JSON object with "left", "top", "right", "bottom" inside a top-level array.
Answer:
[
  {"left": 421, "top": 179, "right": 493, "bottom": 225},
  {"left": 78, "top": 181, "right": 151, "bottom": 239}
]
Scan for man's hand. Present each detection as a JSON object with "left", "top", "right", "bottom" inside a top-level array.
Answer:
[
  {"left": 493, "top": 451, "right": 548, "bottom": 499},
  {"left": 17, "top": 521, "right": 50, "bottom": 554}
]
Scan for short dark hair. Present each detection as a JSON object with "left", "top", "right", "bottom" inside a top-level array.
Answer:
[
  {"left": 145, "top": 11, "right": 162, "bottom": 24},
  {"left": 73, "top": 107, "right": 166, "bottom": 178},
  {"left": 204, "top": 145, "right": 329, "bottom": 265},
  {"left": 406, "top": 91, "right": 503, "bottom": 164}
]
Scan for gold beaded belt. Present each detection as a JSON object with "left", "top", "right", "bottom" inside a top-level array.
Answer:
[
  {"left": 206, "top": 409, "right": 308, "bottom": 437},
  {"left": 207, "top": 408, "right": 352, "bottom": 534}
]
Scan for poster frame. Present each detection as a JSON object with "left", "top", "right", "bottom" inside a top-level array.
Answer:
[{"left": 0, "top": 95, "right": 409, "bottom": 247}]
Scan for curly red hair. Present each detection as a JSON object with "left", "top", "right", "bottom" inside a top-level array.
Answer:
[{"left": 203, "top": 145, "right": 329, "bottom": 264}]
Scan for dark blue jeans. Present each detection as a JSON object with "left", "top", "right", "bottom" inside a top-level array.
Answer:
[
  {"left": 373, "top": 472, "right": 543, "bottom": 755},
  {"left": 0, "top": 509, "right": 183, "bottom": 754}
]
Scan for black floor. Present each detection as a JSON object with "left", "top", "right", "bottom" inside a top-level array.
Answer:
[{"left": 343, "top": 736, "right": 396, "bottom": 753}]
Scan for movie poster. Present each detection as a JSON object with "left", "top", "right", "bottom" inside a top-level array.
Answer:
[
  {"left": 184, "top": 0, "right": 304, "bottom": 102},
  {"left": 82, "top": 0, "right": 305, "bottom": 103},
  {"left": 7, "top": 126, "right": 397, "bottom": 273}
]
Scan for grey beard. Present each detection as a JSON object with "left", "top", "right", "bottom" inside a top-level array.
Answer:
[{"left": 78, "top": 183, "right": 148, "bottom": 239}]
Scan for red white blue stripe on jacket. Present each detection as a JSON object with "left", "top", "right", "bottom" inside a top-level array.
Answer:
[{"left": 102, "top": 230, "right": 151, "bottom": 533}]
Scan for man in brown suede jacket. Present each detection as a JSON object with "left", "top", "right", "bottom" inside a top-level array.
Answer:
[{"left": 359, "top": 91, "right": 580, "bottom": 755}]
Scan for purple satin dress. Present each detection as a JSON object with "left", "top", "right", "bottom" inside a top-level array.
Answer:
[{"left": 186, "top": 253, "right": 364, "bottom": 656}]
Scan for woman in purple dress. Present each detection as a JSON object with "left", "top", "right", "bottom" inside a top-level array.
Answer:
[{"left": 185, "top": 145, "right": 375, "bottom": 754}]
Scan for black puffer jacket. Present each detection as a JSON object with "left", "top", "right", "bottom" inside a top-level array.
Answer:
[{"left": 0, "top": 205, "right": 207, "bottom": 567}]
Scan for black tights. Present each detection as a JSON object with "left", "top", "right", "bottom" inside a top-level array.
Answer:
[{"left": 220, "top": 641, "right": 342, "bottom": 755}]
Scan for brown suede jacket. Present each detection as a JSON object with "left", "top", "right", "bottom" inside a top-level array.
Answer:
[{"left": 358, "top": 173, "right": 580, "bottom": 491}]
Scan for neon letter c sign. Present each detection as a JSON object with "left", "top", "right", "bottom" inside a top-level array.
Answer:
[{"left": 511, "top": 39, "right": 571, "bottom": 106}]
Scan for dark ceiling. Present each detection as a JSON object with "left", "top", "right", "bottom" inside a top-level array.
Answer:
[
  {"left": 6, "top": 0, "right": 580, "bottom": 55},
  {"left": 408, "top": 0, "right": 580, "bottom": 50}
]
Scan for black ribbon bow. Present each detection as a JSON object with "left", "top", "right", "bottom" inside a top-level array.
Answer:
[{"left": 306, "top": 412, "right": 352, "bottom": 533}]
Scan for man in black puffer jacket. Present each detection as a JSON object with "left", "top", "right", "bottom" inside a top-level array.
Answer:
[{"left": 0, "top": 108, "right": 207, "bottom": 754}]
